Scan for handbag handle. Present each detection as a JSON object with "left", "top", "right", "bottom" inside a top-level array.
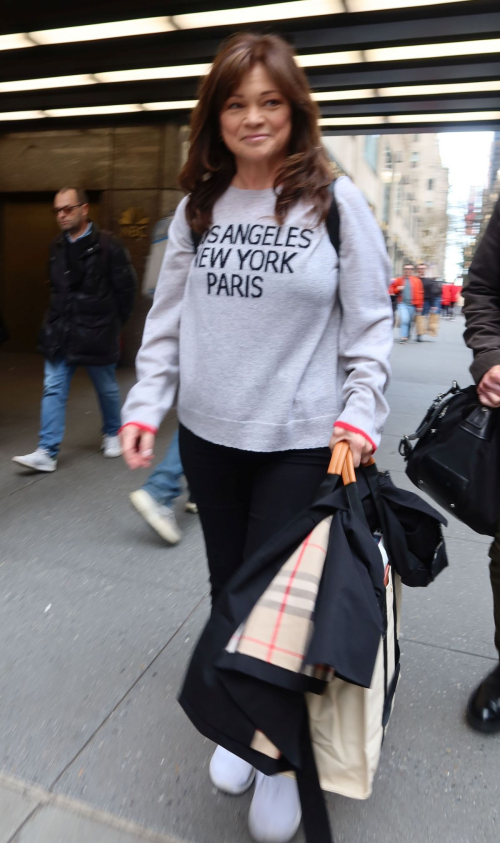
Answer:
[{"left": 327, "top": 441, "right": 376, "bottom": 482}]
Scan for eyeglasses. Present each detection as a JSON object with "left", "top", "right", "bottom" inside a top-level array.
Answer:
[{"left": 53, "top": 203, "right": 84, "bottom": 215}]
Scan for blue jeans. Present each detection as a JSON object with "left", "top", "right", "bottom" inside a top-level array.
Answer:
[
  {"left": 39, "top": 357, "right": 121, "bottom": 457},
  {"left": 143, "top": 429, "right": 184, "bottom": 507},
  {"left": 398, "top": 303, "right": 415, "bottom": 339}
]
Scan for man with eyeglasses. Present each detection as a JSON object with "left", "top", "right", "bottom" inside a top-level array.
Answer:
[{"left": 13, "top": 187, "right": 136, "bottom": 472}]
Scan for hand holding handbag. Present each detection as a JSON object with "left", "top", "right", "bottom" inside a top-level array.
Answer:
[{"left": 400, "top": 381, "right": 500, "bottom": 536}]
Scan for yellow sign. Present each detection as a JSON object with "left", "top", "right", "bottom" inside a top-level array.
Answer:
[{"left": 119, "top": 207, "right": 149, "bottom": 239}]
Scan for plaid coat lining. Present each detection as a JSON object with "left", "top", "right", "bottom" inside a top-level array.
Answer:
[{"left": 227, "top": 517, "right": 335, "bottom": 758}]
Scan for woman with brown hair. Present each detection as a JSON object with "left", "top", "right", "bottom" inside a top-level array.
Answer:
[{"left": 121, "top": 32, "right": 392, "bottom": 843}]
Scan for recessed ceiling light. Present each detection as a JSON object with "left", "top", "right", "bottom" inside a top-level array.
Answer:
[
  {"left": 367, "top": 38, "right": 500, "bottom": 63},
  {"left": 0, "top": 110, "right": 45, "bottom": 120},
  {"left": 0, "top": 33, "right": 33, "bottom": 50},
  {"left": 142, "top": 101, "right": 198, "bottom": 110},
  {"left": 348, "top": 0, "right": 472, "bottom": 10},
  {"left": 312, "top": 89, "right": 376, "bottom": 101},
  {"left": 45, "top": 104, "right": 143, "bottom": 117},
  {"left": 94, "top": 64, "right": 210, "bottom": 84},
  {"left": 314, "top": 80, "right": 500, "bottom": 101},
  {"left": 319, "top": 110, "right": 500, "bottom": 126},
  {"left": 0, "top": 74, "right": 95, "bottom": 93},
  {"left": 298, "top": 50, "right": 364, "bottom": 67},
  {"left": 173, "top": 1, "right": 343, "bottom": 28},
  {"left": 319, "top": 115, "right": 386, "bottom": 125},
  {"left": 388, "top": 110, "right": 500, "bottom": 123},
  {"left": 379, "top": 80, "right": 500, "bottom": 97},
  {"left": 29, "top": 17, "right": 175, "bottom": 45}
]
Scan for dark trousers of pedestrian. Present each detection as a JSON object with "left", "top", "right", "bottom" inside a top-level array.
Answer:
[
  {"left": 488, "top": 532, "right": 500, "bottom": 656},
  {"left": 179, "top": 423, "right": 330, "bottom": 603}
]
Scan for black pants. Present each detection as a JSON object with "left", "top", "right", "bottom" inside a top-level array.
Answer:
[
  {"left": 179, "top": 424, "right": 330, "bottom": 603},
  {"left": 488, "top": 532, "right": 500, "bottom": 656}
]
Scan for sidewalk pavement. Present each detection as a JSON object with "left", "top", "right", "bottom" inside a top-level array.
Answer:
[
  {"left": 0, "top": 317, "right": 498, "bottom": 843},
  {"left": 0, "top": 770, "right": 183, "bottom": 843}
]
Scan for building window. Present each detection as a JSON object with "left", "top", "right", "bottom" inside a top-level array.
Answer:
[
  {"left": 395, "top": 182, "right": 403, "bottom": 214},
  {"left": 413, "top": 134, "right": 420, "bottom": 141},
  {"left": 428, "top": 178, "right": 434, "bottom": 190},
  {"left": 364, "top": 135, "right": 380, "bottom": 172},
  {"left": 411, "top": 151, "right": 419, "bottom": 168},
  {"left": 382, "top": 183, "right": 391, "bottom": 224}
]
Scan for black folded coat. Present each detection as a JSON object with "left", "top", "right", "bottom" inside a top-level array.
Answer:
[{"left": 179, "top": 467, "right": 447, "bottom": 843}]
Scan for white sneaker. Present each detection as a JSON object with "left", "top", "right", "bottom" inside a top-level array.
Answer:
[
  {"left": 185, "top": 500, "right": 198, "bottom": 514},
  {"left": 102, "top": 435, "right": 122, "bottom": 458},
  {"left": 209, "top": 746, "right": 255, "bottom": 796},
  {"left": 12, "top": 448, "right": 57, "bottom": 472},
  {"left": 129, "top": 489, "right": 182, "bottom": 544},
  {"left": 248, "top": 772, "right": 302, "bottom": 843}
]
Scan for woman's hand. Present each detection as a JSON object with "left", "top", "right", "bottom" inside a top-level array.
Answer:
[
  {"left": 329, "top": 426, "right": 374, "bottom": 468},
  {"left": 120, "top": 425, "right": 156, "bottom": 470}
]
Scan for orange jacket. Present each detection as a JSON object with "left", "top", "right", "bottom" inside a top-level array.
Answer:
[
  {"left": 441, "top": 284, "right": 453, "bottom": 305},
  {"left": 390, "top": 276, "right": 424, "bottom": 310}
]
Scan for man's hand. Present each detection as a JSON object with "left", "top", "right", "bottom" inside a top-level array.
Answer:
[
  {"left": 329, "top": 427, "right": 374, "bottom": 468},
  {"left": 478, "top": 365, "right": 500, "bottom": 408},
  {"left": 120, "top": 424, "right": 156, "bottom": 469}
]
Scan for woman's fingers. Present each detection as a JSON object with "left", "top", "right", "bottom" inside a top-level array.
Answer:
[{"left": 120, "top": 426, "right": 156, "bottom": 469}]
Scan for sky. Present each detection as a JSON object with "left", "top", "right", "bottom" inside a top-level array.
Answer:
[{"left": 438, "top": 131, "right": 494, "bottom": 283}]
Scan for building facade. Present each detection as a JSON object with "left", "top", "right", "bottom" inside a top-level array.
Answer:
[{"left": 323, "top": 132, "right": 449, "bottom": 278}]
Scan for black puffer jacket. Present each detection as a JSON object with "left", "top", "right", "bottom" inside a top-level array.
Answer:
[
  {"left": 38, "top": 225, "right": 137, "bottom": 366},
  {"left": 464, "top": 196, "right": 500, "bottom": 383}
]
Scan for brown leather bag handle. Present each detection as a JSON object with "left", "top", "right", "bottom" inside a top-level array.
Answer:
[
  {"left": 327, "top": 441, "right": 376, "bottom": 482},
  {"left": 327, "top": 441, "right": 349, "bottom": 476}
]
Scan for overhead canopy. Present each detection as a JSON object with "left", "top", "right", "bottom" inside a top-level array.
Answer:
[{"left": 1, "top": 0, "right": 500, "bottom": 132}]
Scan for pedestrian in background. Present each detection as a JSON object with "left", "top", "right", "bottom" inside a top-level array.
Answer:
[
  {"left": 417, "top": 262, "right": 434, "bottom": 316},
  {"left": 463, "top": 193, "right": 500, "bottom": 734},
  {"left": 441, "top": 282, "right": 455, "bottom": 318},
  {"left": 390, "top": 263, "right": 424, "bottom": 343},
  {"left": 129, "top": 428, "right": 197, "bottom": 544},
  {"left": 13, "top": 187, "right": 136, "bottom": 473},
  {"left": 120, "top": 32, "right": 392, "bottom": 843},
  {"left": 449, "top": 281, "right": 460, "bottom": 319}
]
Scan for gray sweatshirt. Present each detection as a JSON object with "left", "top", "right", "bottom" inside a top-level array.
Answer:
[{"left": 122, "top": 176, "right": 393, "bottom": 451}]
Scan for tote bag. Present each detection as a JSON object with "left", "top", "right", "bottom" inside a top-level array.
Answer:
[
  {"left": 427, "top": 312, "right": 439, "bottom": 337},
  {"left": 415, "top": 313, "right": 427, "bottom": 336},
  {"left": 306, "top": 539, "right": 402, "bottom": 800}
]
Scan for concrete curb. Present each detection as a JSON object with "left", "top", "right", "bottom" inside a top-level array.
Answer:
[{"left": 0, "top": 771, "right": 191, "bottom": 843}]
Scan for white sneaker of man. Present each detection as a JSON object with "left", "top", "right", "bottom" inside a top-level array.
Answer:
[
  {"left": 129, "top": 489, "right": 182, "bottom": 544},
  {"left": 102, "top": 434, "right": 122, "bottom": 458},
  {"left": 248, "top": 771, "right": 302, "bottom": 843},
  {"left": 12, "top": 448, "right": 57, "bottom": 472},
  {"left": 209, "top": 746, "right": 255, "bottom": 795}
]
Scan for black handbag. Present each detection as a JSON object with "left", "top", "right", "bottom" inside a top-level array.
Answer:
[
  {"left": 359, "top": 464, "right": 448, "bottom": 587},
  {"left": 399, "top": 381, "right": 500, "bottom": 536}
]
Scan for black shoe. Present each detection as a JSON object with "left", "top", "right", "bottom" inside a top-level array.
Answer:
[{"left": 466, "top": 664, "right": 500, "bottom": 733}]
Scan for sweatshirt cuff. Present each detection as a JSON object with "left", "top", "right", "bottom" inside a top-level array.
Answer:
[
  {"left": 119, "top": 421, "right": 158, "bottom": 435},
  {"left": 470, "top": 350, "right": 500, "bottom": 385},
  {"left": 333, "top": 421, "right": 377, "bottom": 453}
]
